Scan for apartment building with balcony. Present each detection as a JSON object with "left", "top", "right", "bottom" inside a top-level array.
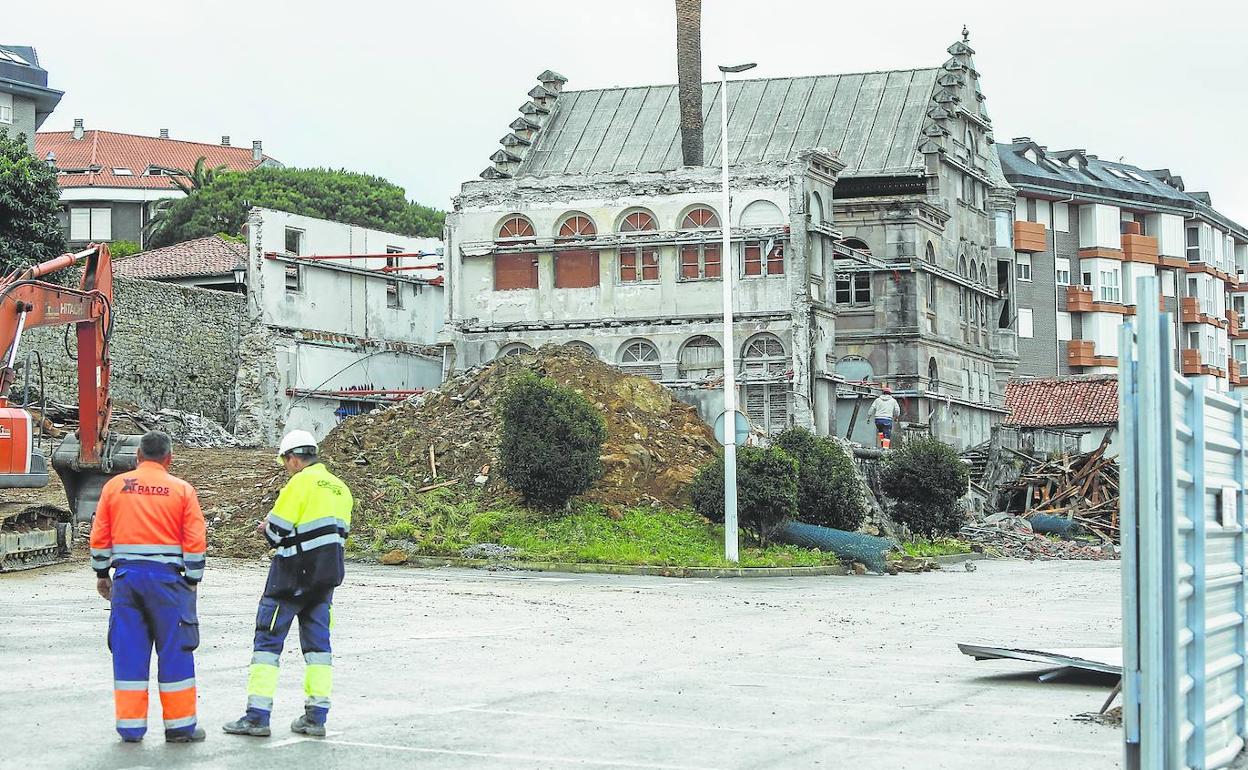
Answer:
[{"left": 998, "top": 139, "right": 1248, "bottom": 389}]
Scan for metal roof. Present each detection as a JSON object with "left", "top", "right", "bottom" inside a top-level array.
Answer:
[
  {"left": 519, "top": 68, "right": 941, "bottom": 178},
  {"left": 999, "top": 142, "right": 1248, "bottom": 238}
]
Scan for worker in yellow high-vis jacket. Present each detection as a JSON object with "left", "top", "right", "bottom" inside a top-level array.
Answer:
[{"left": 222, "top": 430, "right": 353, "bottom": 738}]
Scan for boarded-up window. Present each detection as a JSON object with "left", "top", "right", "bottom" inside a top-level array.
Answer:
[
  {"left": 619, "top": 339, "right": 662, "bottom": 380},
  {"left": 681, "top": 207, "right": 720, "bottom": 229},
  {"left": 284, "top": 264, "right": 301, "bottom": 293},
  {"left": 744, "top": 241, "right": 784, "bottom": 276},
  {"left": 495, "top": 253, "right": 538, "bottom": 290},
  {"left": 497, "top": 342, "right": 533, "bottom": 358},
  {"left": 557, "top": 214, "right": 596, "bottom": 239},
  {"left": 678, "top": 336, "right": 723, "bottom": 380},
  {"left": 619, "top": 247, "right": 659, "bottom": 282},
  {"left": 555, "top": 250, "right": 599, "bottom": 288},
  {"left": 620, "top": 210, "right": 657, "bottom": 232},
  {"left": 680, "top": 244, "right": 721, "bottom": 279},
  {"left": 745, "top": 384, "right": 788, "bottom": 434},
  {"left": 498, "top": 216, "right": 535, "bottom": 240}
]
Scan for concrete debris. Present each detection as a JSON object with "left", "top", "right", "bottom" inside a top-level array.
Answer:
[
  {"left": 121, "top": 407, "right": 241, "bottom": 448},
  {"left": 460, "top": 543, "right": 518, "bottom": 560},
  {"left": 960, "top": 513, "right": 1118, "bottom": 561}
]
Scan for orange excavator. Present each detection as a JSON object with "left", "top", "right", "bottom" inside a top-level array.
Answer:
[{"left": 0, "top": 244, "right": 141, "bottom": 570}]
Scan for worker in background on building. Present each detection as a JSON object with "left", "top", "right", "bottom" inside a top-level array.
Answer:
[
  {"left": 223, "top": 429, "right": 353, "bottom": 739},
  {"left": 868, "top": 386, "right": 902, "bottom": 449},
  {"left": 90, "top": 430, "right": 207, "bottom": 744}
]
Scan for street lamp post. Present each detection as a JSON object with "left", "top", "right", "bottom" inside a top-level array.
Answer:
[{"left": 718, "top": 62, "right": 756, "bottom": 564}]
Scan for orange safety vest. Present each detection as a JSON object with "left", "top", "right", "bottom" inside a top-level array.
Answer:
[{"left": 89, "top": 461, "right": 207, "bottom": 582}]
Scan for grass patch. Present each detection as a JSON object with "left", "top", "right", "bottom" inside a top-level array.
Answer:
[
  {"left": 362, "top": 485, "right": 836, "bottom": 568},
  {"left": 901, "top": 537, "right": 973, "bottom": 558}
]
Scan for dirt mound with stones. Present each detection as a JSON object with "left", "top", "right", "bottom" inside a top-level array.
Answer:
[{"left": 222, "top": 346, "right": 719, "bottom": 551}]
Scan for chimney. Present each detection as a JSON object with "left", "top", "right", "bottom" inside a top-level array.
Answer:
[
  {"left": 1010, "top": 136, "right": 1031, "bottom": 144},
  {"left": 675, "top": 0, "right": 704, "bottom": 166},
  {"left": 221, "top": 135, "right": 231, "bottom": 146},
  {"left": 72, "top": 118, "right": 84, "bottom": 140},
  {"left": 159, "top": 128, "right": 169, "bottom": 139},
  {"left": 252, "top": 140, "right": 262, "bottom": 162}
]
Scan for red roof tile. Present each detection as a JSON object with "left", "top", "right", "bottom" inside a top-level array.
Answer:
[
  {"left": 1004, "top": 375, "right": 1118, "bottom": 428},
  {"left": 34, "top": 130, "right": 271, "bottom": 191},
  {"left": 113, "top": 235, "right": 246, "bottom": 280}
]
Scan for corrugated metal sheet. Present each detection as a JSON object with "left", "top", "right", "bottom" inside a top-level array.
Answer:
[
  {"left": 1120, "top": 276, "right": 1248, "bottom": 770},
  {"left": 519, "top": 68, "right": 940, "bottom": 178}
]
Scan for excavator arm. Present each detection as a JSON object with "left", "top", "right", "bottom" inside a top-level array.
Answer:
[{"left": 0, "top": 245, "right": 140, "bottom": 558}]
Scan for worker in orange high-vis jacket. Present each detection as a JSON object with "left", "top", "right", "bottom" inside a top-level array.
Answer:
[{"left": 90, "top": 431, "right": 207, "bottom": 744}]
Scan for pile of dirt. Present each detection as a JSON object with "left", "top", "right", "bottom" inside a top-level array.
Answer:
[{"left": 220, "top": 345, "right": 719, "bottom": 552}]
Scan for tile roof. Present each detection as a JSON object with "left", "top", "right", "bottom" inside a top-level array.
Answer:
[
  {"left": 34, "top": 130, "right": 271, "bottom": 190},
  {"left": 519, "top": 68, "right": 942, "bottom": 177},
  {"left": 1003, "top": 375, "right": 1118, "bottom": 428},
  {"left": 113, "top": 235, "right": 245, "bottom": 280}
]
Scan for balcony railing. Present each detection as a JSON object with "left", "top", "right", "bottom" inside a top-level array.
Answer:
[
  {"left": 1121, "top": 234, "right": 1159, "bottom": 264},
  {"left": 1182, "top": 348, "right": 1226, "bottom": 378},
  {"left": 1067, "top": 339, "right": 1117, "bottom": 368},
  {"left": 1181, "top": 297, "right": 1228, "bottom": 328},
  {"left": 1014, "top": 221, "right": 1047, "bottom": 253}
]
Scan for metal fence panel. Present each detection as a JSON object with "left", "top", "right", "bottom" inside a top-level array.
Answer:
[{"left": 1121, "top": 276, "right": 1248, "bottom": 769}]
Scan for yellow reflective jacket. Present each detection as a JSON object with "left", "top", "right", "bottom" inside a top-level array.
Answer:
[{"left": 262, "top": 463, "right": 353, "bottom": 597}]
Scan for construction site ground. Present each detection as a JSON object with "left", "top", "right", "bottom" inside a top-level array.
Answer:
[{"left": 3, "top": 558, "right": 1123, "bottom": 769}]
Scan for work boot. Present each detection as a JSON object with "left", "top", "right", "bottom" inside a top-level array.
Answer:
[
  {"left": 166, "top": 726, "right": 206, "bottom": 743},
  {"left": 222, "top": 717, "right": 271, "bottom": 737},
  {"left": 119, "top": 736, "right": 143, "bottom": 744},
  {"left": 290, "top": 714, "right": 326, "bottom": 737}
]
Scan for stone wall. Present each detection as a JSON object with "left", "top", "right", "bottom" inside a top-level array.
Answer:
[{"left": 17, "top": 277, "right": 245, "bottom": 425}]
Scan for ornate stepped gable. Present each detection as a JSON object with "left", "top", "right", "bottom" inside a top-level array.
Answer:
[{"left": 476, "top": 32, "right": 1006, "bottom": 188}]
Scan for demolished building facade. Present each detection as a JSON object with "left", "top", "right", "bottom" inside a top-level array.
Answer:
[{"left": 445, "top": 34, "right": 1019, "bottom": 448}]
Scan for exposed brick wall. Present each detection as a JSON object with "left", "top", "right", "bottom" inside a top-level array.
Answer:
[{"left": 17, "top": 277, "right": 245, "bottom": 425}]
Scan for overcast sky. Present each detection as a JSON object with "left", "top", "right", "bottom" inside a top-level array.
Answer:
[{"left": 8, "top": 1, "right": 1247, "bottom": 220}]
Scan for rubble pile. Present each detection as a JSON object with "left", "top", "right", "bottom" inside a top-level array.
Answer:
[
  {"left": 960, "top": 513, "right": 1118, "bottom": 561},
  {"left": 223, "top": 345, "right": 719, "bottom": 551},
  {"left": 120, "top": 407, "right": 241, "bottom": 449},
  {"left": 996, "top": 435, "right": 1120, "bottom": 544}
]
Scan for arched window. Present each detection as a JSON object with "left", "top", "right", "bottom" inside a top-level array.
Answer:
[
  {"left": 842, "top": 238, "right": 872, "bottom": 256},
  {"left": 497, "top": 342, "right": 533, "bottom": 358},
  {"left": 925, "top": 242, "right": 936, "bottom": 264},
  {"left": 969, "top": 259, "right": 978, "bottom": 284},
  {"left": 739, "top": 200, "right": 783, "bottom": 226},
  {"left": 809, "top": 192, "right": 824, "bottom": 227},
  {"left": 678, "top": 335, "right": 723, "bottom": 380},
  {"left": 556, "top": 213, "right": 596, "bottom": 239},
  {"left": 566, "top": 341, "right": 597, "bottom": 359},
  {"left": 925, "top": 242, "right": 938, "bottom": 314},
  {"left": 928, "top": 358, "right": 940, "bottom": 392},
  {"left": 497, "top": 215, "right": 535, "bottom": 241},
  {"left": 618, "top": 339, "right": 662, "bottom": 380},
  {"left": 681, "top": 207, "right": 720, "bottom": 229},
  {"left": 494, "top": 216, "right": 538, "bottom": 290},
  {"left": 554, "top": 213, "right": 599, "bottom": 289},
  {"left": 980, "top": 264, "right": 988, "bottom": 286},
  {"left": 958, "top": 255, "right": 968, "bottom": 277},
  {"left": 619, "top": 210, "right": 657, "bottom": 233},
  {"left": 742, "top": 333, "right": 789, "bottom": 434},
  {"left": 679, "top": 207, "right": 721, "bottom": 280},
  {"left": 742, "top": 334, "right": 787, "bottom": 376},
  {"left": 618, "top": 210, "right": 659, "bottom": 283}
]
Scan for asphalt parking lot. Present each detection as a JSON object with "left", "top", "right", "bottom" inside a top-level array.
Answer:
[{"left": 1, "top": 558, "right": 1123, "bottom": 769}]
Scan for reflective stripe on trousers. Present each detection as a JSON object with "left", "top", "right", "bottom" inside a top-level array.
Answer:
[{"left": 245, "top": 590, "right": 334, "bottom": 724}]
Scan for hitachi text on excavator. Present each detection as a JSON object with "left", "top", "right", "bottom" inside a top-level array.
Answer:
[{"left": 0, "top": 244, "right": 142, "bottom": 570}]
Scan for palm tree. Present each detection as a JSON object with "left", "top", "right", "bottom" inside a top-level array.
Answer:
[
  {"left": 675, "top": 0, "right": 703, "bottom": 167},
  {"left": 171, "top": 156, "right": 228, "bottom": 196}
]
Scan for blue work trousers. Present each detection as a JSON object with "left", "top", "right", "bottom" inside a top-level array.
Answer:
[
  {"left": 245, "top": 589, "right": 334, "bottom": 726},
  {"left": 107, "top": 562, "right": 199, "bottom": 740}
]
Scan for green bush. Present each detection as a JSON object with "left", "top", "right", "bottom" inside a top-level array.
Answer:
[
  {"left": 498, "top": 372, "right": 607, "bottom": 510},
  {"left": 773, "top": 427, "right": 867, "bottom": 532},
  {"left": 690, "top": 446, "right": 799, "bottom": 546},
  {"left": 108, "top": 240, "right": 141, "bottom": 258},
  {"left": 880, "top": 436, "right": 969, "bottom": 537}
]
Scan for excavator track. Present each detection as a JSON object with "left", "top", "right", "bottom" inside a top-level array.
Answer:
[{"left": 0, "top": 502, "right": 72, "bottom": 572}]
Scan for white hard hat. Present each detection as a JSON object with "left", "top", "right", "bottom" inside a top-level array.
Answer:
[{"left": 278, "top": 429, "right": 318, "bottom": 458}]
